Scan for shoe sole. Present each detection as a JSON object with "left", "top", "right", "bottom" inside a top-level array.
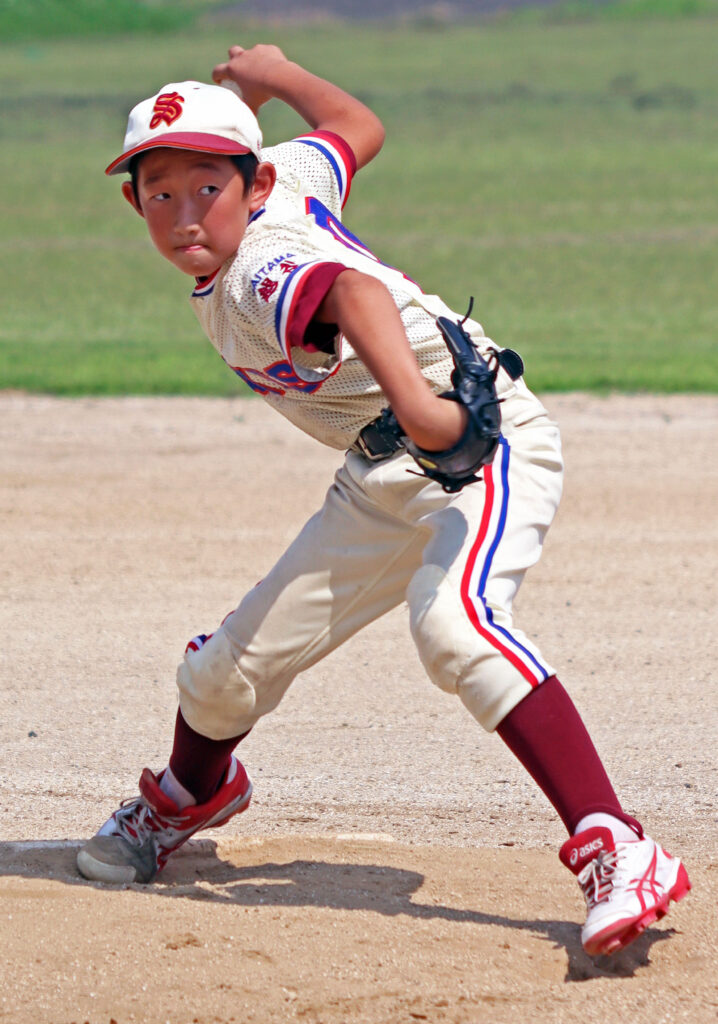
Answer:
[
  {"left": 77, "top": 781, "right": 253, "bottom": 885},
  {"left": 76, "top": 846, "right": 143, "bottom": 884},
  {"left": 583, "top": 862, "right": 692, "bottom": 956}
]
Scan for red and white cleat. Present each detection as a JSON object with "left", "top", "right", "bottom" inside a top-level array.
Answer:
[
  {"left": 560, "top": 826, "right": 691, "bottom": 956},
  {"left": 76, "top": 756, "right": 252, "bottom": 884}
]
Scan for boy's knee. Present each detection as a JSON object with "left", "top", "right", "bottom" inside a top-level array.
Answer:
[
  {"left": 408, "top": 563, "right": 480, "bottom": 694},
  {"left": 408, "top": 563, "right": 533, "bottom": 731},
  {"left": 176, "top": 627, "right": 258, "bottom": 740}
]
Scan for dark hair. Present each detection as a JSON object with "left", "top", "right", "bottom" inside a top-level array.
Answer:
[{"left": 129, "top": 151, "right": 259, "bottom": 205}]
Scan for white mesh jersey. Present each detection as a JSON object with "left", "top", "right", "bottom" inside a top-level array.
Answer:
[{"left": 190, "top": 130, "right": 491, "bottom": 450}]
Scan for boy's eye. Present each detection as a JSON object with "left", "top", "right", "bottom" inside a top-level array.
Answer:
[
  {"left": 150, "top": 192, "right": 170, "bottom": 202},
  {"left": 199, "top": 184, "right": 219, "bottom": 196}
]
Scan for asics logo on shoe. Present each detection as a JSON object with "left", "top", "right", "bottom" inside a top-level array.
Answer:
[{"left": 571, "top": 837, "right": 604, "bottom": 866}]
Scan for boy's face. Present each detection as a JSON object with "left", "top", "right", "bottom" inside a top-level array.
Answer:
[{"left": 122, "top": 148, "right": 274, "bottom": 277}]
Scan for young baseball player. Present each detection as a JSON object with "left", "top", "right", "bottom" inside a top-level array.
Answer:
[{"left": 76, "top": 44, "right": 690, "bottom": 957}]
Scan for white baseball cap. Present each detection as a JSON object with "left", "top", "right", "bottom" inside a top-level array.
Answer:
[{"left": 105, "top": 80, "right": 263, "bottom": 176}]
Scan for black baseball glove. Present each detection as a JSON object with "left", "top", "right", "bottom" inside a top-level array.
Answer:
[{"left": 402, "top": 303, "right": 523, "bottom": 493}]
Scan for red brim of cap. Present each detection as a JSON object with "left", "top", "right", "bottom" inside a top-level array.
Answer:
[{"left": 105, "top": 132, "right": 254, "bottom": 175}]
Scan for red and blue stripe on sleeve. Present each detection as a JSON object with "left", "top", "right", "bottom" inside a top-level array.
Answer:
[
  {"left": 293, "top": 130, "right": 357, "bottom": 209},
  {"left": 274, "top": 260, "right": 347, "bottom": 371}
]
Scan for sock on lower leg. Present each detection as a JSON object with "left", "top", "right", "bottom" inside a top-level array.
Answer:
[
  {"left": 159, "top": 765, "right": 197, "bottom": 809},
  {"left": 496, "top": 676, "right": 643, "bottom": 838},
  {"left": 167, "top": 708, "right": 250, "bottom": 805},
  {"left": 574, "top": 811, "right": 641, "bottom": 842}
]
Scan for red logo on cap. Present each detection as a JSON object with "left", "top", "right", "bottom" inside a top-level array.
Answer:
[{"left": 149, "top": 92, "right": 185, "bottom": 130}]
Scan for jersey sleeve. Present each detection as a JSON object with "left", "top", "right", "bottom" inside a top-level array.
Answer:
[
  {"left": 263, "top": 130, "right": 357, "bottom": 216},
  {"left": 262, "top": 258, "right": 345, "bottom": 369},
  {"left": 276, "top": 261, "right": 346, "bottom": 353},
  {"left": 222, "top": 232, "right": 349, "bottom": 388}
]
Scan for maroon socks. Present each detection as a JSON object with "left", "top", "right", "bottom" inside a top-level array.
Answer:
[
  {"left": 168, "top": 675, "right": 641, "bottom": 836},
  {"left": 496, "top": 675, "right": 642, "bottom": 836},
  {"left": 168, "top": 708, "right": 249, "bottom": 805}
]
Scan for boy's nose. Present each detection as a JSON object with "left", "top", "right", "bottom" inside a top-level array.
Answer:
[{"left": 174, "top": 200, "right": 200, "bottom": 234}]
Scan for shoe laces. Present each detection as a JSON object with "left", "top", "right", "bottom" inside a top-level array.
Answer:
[
  {"left": 111, "top": 796, "right": 189, "bottom": 848},
  {"left": 577, "top": 849, "right": 620, "bottom": 908}
]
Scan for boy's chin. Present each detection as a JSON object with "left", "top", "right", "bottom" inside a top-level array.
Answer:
[{"left": 170, "top": 251, "right": 225, "bottom": 278}]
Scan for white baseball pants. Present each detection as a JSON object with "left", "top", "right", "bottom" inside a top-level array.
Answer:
[{"left": 177, "top": 376, "right": 564, "bottom": 739}]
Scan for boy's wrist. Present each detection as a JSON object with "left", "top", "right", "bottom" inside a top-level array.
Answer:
[
  {"left": 256, "top": 60, "right": 306, "bottom": 102},
  {"left": 261, "top": 62, "right": 334, "bottom": 115},
  {"left": 394, "top": 393, "right": 468, "bottom": 453}
]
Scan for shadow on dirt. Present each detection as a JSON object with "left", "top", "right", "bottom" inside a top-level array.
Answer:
[{"left": 0, "top": 839, "right": 675, "bottom": 982}]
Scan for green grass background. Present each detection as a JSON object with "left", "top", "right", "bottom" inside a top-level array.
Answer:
[{"left": 1, "top": 2, "right": 716, "bottom": 394}]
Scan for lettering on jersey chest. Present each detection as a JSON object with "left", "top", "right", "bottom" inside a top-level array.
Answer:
[{"left": 251, "top": 253, "right": 298, "bottom": 302}]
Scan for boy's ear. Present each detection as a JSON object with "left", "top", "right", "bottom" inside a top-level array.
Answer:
[
  {"left": 249, "top": 161, "right": 277, "bottom": 213},
  {"left": 121, "top": 180, "right": 144, "bottom": 217}
]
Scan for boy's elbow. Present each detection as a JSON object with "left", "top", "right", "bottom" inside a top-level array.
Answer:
[
  {"left": 322, "top": 103, "right": 385, "bottom": 169},
  {"left": 366, "top": 112, "right": 386, "bottom": 157},
  {"left": 356, "top": 113, "right": 385, "bottom": 168}
]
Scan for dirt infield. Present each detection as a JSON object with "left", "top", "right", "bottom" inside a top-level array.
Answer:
[{"left": 1, "top": 393, "right": 716, "bottom": 1023}]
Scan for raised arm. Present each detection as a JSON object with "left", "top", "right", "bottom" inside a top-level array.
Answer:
[{"left": 212, "top": 44, "right": 385, "bottom": 170}]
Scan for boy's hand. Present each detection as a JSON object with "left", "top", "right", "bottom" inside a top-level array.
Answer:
[
  {"left": 212, "top": 44, "right": 384, "bottom": 169},
  {"left": 212, "top": 44, "right": 290, "bottom": 114}
]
